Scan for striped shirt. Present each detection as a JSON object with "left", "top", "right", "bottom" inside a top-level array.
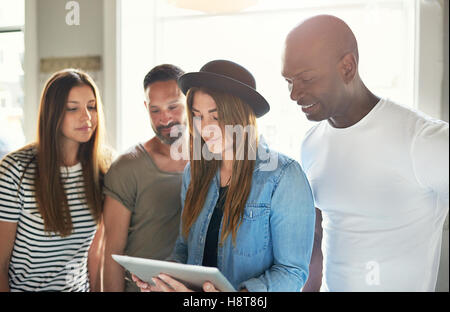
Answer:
[{"left": 0, "top": 146, "right": 97, "bottom": 292}]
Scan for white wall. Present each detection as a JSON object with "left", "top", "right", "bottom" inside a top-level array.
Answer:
[
  {"left": 24, "top": 0, "right": 118, "bottom": 147},
  {"left": 37, "top": 0, "right": 103, "bottom": 58}
]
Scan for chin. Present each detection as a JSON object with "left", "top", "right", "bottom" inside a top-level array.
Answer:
[
  {"left": 305, "top": 112, "right": 327, "bottom": 122},
  {"left": 77, "top": 135, "right": 95, "bottom": 144}
]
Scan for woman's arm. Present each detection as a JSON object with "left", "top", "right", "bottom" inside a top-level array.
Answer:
[
  {"left": 241, "top": 161, "right": 316, "bottom": 292},
  {"left": 0, "top": 221, "right": 17, "bottom": 292},
  {"left": 88, "top": 216, "right": 105, "bottom": 292}
]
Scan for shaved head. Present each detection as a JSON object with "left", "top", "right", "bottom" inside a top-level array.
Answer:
[
  {"left": 282, "top": 15, "right": 379, "bottom": 127},
  {"left": 285, "top": 15, "right": 359, "bottom": 68},
  {"left": 282, "top": 15, "right": 367, "bottom": 125}
]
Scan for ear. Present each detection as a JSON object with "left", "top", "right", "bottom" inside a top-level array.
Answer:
[{"left": 338, "top": 52, "right": 357, "bottom": 84}]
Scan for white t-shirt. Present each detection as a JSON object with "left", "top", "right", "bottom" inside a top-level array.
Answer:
[
  {"left": 300, "top": 98, "right": 449, "bottom": 291},
  {"left": 0, "top": 146, "right": 98, "bottom": 291}
]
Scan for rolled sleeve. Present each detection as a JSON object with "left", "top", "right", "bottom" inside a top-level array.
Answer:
[{"left": 103, "top": 160, "right": 137, "bottom": 211}]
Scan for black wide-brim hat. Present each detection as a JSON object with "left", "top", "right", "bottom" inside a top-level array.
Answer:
[{"left": 178, "top": 60, "right": 270, "bottom": 118}]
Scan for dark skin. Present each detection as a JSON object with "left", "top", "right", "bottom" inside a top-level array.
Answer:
[
  {"left": 281, "top": 15, "right": 380, "bottom": 291},
  {"left": 282, "top": 14, "right": 380, "bottom": 129}
]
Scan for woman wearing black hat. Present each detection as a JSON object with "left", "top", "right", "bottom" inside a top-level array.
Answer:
[{"left": 132, "top": 60, "right": 315, "bottom": 292}]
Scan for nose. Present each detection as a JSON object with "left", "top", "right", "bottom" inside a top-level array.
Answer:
[
  {"left": 202, "top": 125, "right": 222, "bottom": 143},
  {"left": 81, "top": 107, "right": 92, "bottom": 121},
  {"left": 289, "top": 80, "right": 305, "bottom": 102},
  {"left": 160, "top": 109, "right": 172, "bottom": 126}
]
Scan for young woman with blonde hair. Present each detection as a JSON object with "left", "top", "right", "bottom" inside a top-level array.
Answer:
[
  {"left": 133, "top": 60, "right": 316, "bottom": 292},
  {"left": 0, "top": 69, "right": 111, "bottom": 291}
]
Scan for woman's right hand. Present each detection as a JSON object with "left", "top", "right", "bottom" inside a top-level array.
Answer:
[{"left": 131, "top": 274, "right": 152, "bottom": 292}]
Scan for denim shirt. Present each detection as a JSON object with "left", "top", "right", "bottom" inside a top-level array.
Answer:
[{"left": 170, "top": 142, "right": 315, "bottom": 292}]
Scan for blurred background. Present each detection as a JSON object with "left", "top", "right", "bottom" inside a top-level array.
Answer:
[{"left": 0, "top": 0, "right": 448, "bottom": 291}]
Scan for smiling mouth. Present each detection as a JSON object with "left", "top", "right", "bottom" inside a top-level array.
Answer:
[
  {"left": 302, "top": 103, "right": 316, "bottom": 108},
  {"left": 160, "top": 127, "right": 172, "bottom": 133},
  {"left": 299, "top": 101, "right": 319, "bottom": 114}
]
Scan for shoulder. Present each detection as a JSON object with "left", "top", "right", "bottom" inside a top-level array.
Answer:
[
  {"left": 300, "top": 122, "right": 326, "bottom": 156},
  {"left": 302, "top": 122, "right": 323, "bottom": 144},
  {"left": 255, "top": 144, "right": 304, "bottom": 185},
  {"left": 385, "top": 101, "right": 449, "bottom": 152},
  {"left": 106, "top": 144, "right": 146, "bottom": 175},
  {"left": 381, "top": 99, "right": 447, "bottom": 132},
  {"left": 0, "top": 144, "right": 37, "bottom": 175}
]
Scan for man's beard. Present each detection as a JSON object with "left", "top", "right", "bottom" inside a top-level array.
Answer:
[{"left": 153, "top": 122, "right": 183, "bottom": 145}]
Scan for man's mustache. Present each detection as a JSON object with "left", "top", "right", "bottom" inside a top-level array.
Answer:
[{"left": 157, "top": 122, "right": 181, "bottom": 132}]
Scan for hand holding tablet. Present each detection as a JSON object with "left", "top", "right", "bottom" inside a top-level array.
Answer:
[{"left": 112, "top": 254, "right": 236, "bottom": 292}]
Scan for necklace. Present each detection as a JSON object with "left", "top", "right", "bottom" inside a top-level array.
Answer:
[{"left": 221, "top": 175, "right": 231, "bottom": 187}]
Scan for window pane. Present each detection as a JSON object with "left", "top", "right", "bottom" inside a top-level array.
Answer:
[
  {"left": 120, "top": 0, "right": 415, "bottom": 159},
  {"left": 0, "top": 0, "right": 24, "bottom": 28},
  {"left": 0, "top": 31, "right": 25, "bottom": 158}
]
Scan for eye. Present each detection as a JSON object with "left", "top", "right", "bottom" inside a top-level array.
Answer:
[
  {"left": 150, "top": 110, "right": 159, "bottom": 114},
  {"left": 66, "top": 107, "right": 77, "bottom": 111},
  {"left": 286, "top": 81, "right": 293, "bottom": 92},
  {"left": 88, "top": 106, "right": 97, "bottom": 110}
]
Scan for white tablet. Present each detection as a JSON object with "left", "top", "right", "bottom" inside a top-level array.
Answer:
[{"left": 112, "top": 254, "right": 236, "bottom": 292}]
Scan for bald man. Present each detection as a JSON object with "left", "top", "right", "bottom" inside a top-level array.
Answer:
[{"left": 282, "top": 15, "right": 449, "bottom": 291}]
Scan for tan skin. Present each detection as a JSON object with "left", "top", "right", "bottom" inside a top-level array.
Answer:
[
  {"left": 0, "top": 85, "right": 103, "bottom": 291},
  {"left": 132, "top": 91, "right": 248, "bottom": 292},
  {"left": 102, "top": 80, "right": 188, "bottom": 292},
  {"left": 281, "top": 15, "right": 380, "bottom": 291}
]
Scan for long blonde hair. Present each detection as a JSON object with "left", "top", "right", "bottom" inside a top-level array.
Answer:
[
  {"left": 182, "top": 87, "right": 258, "bottom": 245},
  {"left": 32, "top": 69, "right": 110, "bottom": 237}
]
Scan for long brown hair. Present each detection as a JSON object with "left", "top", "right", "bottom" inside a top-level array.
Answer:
[
  {"left": 182, "top": 87, "right": 258, "bottom": 245},
  {"left": 34, "top": 68, "right": 110, "bottom": 237}
]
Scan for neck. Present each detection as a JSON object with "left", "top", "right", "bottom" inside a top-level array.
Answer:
[
  {"left": 329, "top": 82, "right": 380, "bottom": 129},
  {"left": 220, "top": 159, "right": 233, "bottom": 187},
  {"left": 153, "top": 137, "right": 172, "bottom": 157},
  {"left": 148, "top": 134, "right": 188, "bottom": 158},
  {"left": 221, "top": 158, "right": 233, "bottom": 172},
  {"left": 61, "top": 140, "right": 79, "bottom": 166}
]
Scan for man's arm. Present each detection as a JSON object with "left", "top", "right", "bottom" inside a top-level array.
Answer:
[
  {"left": 302, "top": 208, "right": 323, "bottom": 292},
  {"left": 102, "top": 195, "right": 131, "bottom": 292}
]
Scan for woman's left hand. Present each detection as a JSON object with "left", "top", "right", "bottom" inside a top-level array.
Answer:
[{"left": 151, "top": 273, "right": 219, "bottom": 292}]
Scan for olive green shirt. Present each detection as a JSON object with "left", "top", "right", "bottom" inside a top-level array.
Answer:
[{"left": 104, "top": 144, "right": 183, "bottom": 292}]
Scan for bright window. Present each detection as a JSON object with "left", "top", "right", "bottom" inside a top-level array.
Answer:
[
  {"left": 0, "top": 0, "right": 25, "bottom": 158},
  {"left": 119, "top": 0, "right": 415, "bottom": 160}
]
